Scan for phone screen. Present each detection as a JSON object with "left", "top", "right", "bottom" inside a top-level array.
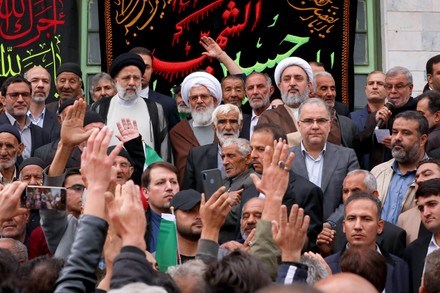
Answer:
[{"left": 21, "top": 186, "right": 67, "bottom": 210}]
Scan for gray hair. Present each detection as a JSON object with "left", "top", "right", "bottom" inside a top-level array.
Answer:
[
  {"left": 222, "top": 138, "right": 251, "bottom": 158},
  {"left": 301, "top": 254, "right": 330, "bottom": 285},
  {"left": 0, "top": 238, "right": 28, "bottom": 263},
  {"left": 345, "top": 169, "right": 377, "bottom": 193},
  {"left": 386, "top": 66, "right": 413, "bottom": 84},
  {"left": 167, "top": 260, "right": 208, "bottom": 293},
  {"left": 211, "top": 104, "right": 243, "bottom": 126},
  {"left": 311, "top": 71, "right": 335, "bottom": 92},
  {"left": 24, "top": 66, "right": 51, "bottom": 83},
  {"left": 246, "top": 72, "right": 273, "bottom": 88},
  {"left": 298, "top": 97, "right": 331, "bottom": 119},
  {"left": 89, "top": 72, "right": 115, "bottom": 97}
]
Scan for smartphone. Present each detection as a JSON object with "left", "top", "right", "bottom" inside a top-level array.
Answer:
[
  {"left": 201, "top": 168, "right": 223, "bottom": 198},
  {"left": 21, "top": 185, "right": 67, "bottom": 210}
]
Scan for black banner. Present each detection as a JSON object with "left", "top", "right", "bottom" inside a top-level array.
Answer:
[
  {"left": 99, "top": 0, "right": 357, "bottom": 108},
  {"left": 0, "top": 0, "right": 79, "bottom": 102}
]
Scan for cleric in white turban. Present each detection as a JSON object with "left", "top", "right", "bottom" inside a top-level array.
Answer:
[
  {"left": 274, "top": 56, "right": 314, "bottom": 86},
  {"left": 180, "top": 71, "right": 222, "bottom": 107}
]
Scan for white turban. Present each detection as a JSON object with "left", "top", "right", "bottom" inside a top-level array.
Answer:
[
  {"left": 181, "top": 71, "right": 222, "bottom": 107},
  {"left": 274, "top": 57, "right": 314, "bottom": 86}
]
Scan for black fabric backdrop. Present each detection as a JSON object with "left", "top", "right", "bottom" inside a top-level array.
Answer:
[
  {"left": 99, "top": 0, "right": 357, "bottom": 109},
  {"left": 0, "top": 1, "right": 79, "bottom": 102}
]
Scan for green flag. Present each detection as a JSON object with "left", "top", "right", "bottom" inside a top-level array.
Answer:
[
  {"left": 155, "top": 213, "right": 179, "bottom": 272},
  {"left": 144, "top": 143, "right": 163, "bottom": 170}
]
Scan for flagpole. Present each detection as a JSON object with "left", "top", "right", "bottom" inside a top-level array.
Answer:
[{"left": 170, "top": 206, "right": 182, "bottom": 265}]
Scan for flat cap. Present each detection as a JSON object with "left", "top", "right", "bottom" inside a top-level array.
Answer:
[
  {"left": 170, "top": 189, "right": 202, "bottom": 211},
  {"left": 57, "top": 63, "right": 82, "bottom": 79},
  {"left": 0, "top": 124, "right": 21, "bottom": 143}
]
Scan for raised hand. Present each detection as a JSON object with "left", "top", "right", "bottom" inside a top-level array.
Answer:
[
  {"left": 272, "top": 204, "right": 310, "bottom": 262},
  {"left": 116, "top": 118, "right": 140, "bottom": 143},
  {"left": 0, "top": 182, "right": 28, "bottom": 224},
  {"left": 60, "top": 98, "right": 95, "bottom": 147}
]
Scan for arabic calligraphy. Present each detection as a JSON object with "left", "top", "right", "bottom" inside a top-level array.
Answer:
[
  {"left": 286, "top": 0, "right": 340, "bottom": 38},
  {"left": 0, "top": 0, "right": 65, "bottom": 47}
]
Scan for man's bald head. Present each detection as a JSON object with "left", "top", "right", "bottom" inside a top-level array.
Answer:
[{"left": 314, "top": 273, "right": 378, "bottom": 293}]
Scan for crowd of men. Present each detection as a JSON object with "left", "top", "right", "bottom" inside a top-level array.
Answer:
[{"left": 0, "top": 38, "right": 440, "bottom": 293}]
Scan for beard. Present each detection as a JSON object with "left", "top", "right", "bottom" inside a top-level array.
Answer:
[
  {"left": 191, "top": 104, "right": 215, "bottom": 125},
  {"left": 281, "top": 87, "right": 309, "bottom": 107},
  {"left": 178, "top": 102, "right": 191, "bottom": 114},
  {"left": 391, "top": 142, "right": 421, "bottom": 164},
  {"left": 249, "top": 96, "right": 270, "bottom": 111},
  {"left": 0, "top": 154, "right": 17, "bottom": 170},
  {"left": 176, "top": 221, "right": 202, "bottom": 241},
  {"left": 116, "top": 84, "right": 140, "bottom": 101},
  {"left": 216, "top": 128, "right": 240, "bottom": 145},
  {"left": 32, "top": 94, "right": 48, "bottom": 103},
  {"left": 240, "top": 223, "right": 256, "bottom": 240}
]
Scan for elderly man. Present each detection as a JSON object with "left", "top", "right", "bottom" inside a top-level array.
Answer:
[
  {"left": 89, "top": 72, "right": 116, "bottom": 103},
  {"left": 129, "top": 47, "right": 180, "bottom": 130},
  {"left": 416, "top": 90, "right": 440, "bottom": 156},
  {"left": 404, "top": 178, "right": 440, "bottom": 293},
  {"left": 240, "top": 72, "right": 273, "bottom": 140},
  {"left": 311, "top": 71, "right": 357, "bottom": 148},
  {"left": 219, "top": 137, "right": 254, "bottom": 243},
  {"left": 290, "top": 98, "right": 359, "bottom": 220},
  {"left": 46, "top": 63, "right": 83, "bottom": 113},
  {"left": 325, "top": 193, "right": 409, "bottom": 293},
  {"left": 371, "top": 111, "right": 428, "bottom": 224},
  {"left": 91, "top": 52, "right": 169, "bottom": 161},
  {"left": 0, "top": 125, "right": 24, "bottom": 184},
  {"left": 171, "top": 71, "right": 223, "bottom": 184},
  {"left": 24, "top": 66, "right": 60, "bottom": 141},
  {"left": 182, "top": 104, "right": 242, "bottom": 192},
  {"left": 0, "top": 75, "right": 50, "bottom": 160},
  {"left": 258, "top": 56, "right": 314, "bottom": 146}
]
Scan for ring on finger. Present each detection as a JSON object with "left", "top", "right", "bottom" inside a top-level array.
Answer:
[
  {"left": 278, "top": 161, "right": 285, "bottom": 168},
  {"left": 284, "top": 167, "right": 291, "bottom": 172}
]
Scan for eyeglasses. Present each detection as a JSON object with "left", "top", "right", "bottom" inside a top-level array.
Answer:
[
  {"left": 384, "top": 83, "right": 410, "bottom": 91},
  {"left": 66, "top": 184, "right": 86, "bottom": 192},
  {"left": 299, "top": 118, "right": 329, "bottom": 126},
  {"left": 189, "top": 93, "right": 212, "bottom": 103},
  {"left": 6, "top": 92, "right": 31, "bottom": 100}
]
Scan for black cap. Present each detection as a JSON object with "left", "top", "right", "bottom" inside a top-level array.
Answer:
[
  {"left": 109, "top": 53, "right": 146, "bottom": 78},
  {"left": 107, "top": 146, "right": 134, "bottom": 166},
  {"left": 56, "top": 62, "right": 82, "bottom": 79},
  {"left": 84, "top": 111, "right": 105, "bottom": 127},
  {"left": 19, "top": 157, "right": 47, "bottom": 173},
  {"left": 0, "top": 124, "right": 21, "bottom": 143},
  {"left": 170, "top": 189, "right": 202, "bottom": 211},
  {"left": 57, "top": 98, "right": 76, "bottom": 115}
]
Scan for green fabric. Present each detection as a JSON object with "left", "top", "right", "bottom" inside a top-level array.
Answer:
[
  {"left": 144, "top": 143, "right": 163, "bottom": 169},
  {"left": 156, "top": 217, "right": 178, "bottom": 272}
]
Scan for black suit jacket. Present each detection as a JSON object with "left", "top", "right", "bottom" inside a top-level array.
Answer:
[
  {"left": 404, "top": 234, "right": 431, "bottom": 293},
  {"left": 45, "top": 100, "right": 60, "bottom": 114},
  {"left": 334, "top": 101, "right": 350, "bottom": 117},
  {"left": 240, "top": 171, "right": 323, "bottom": 251},
  {"left": 239, "top": 114, "right": 252, "bottom": 140},
  {"left": 182, "top": 143, "right": 219, "bottom": 193},
  {"left": 0, "top": 113, "right": 50, "bottom": 159},
  {"left": 333, "top": 219, "right": 407, "bottom": 258},
  {"left": 149, "top": 90, "right": 180, "bottom": 130},
  {"left": 326, "top": 245, "right": 410, "bottom": 293},
  {"left": 34, "top": 139, "right": 82, "bottom": 169},
  {"left": 42, "top": 109, "right": 61, "bottom": 141}
]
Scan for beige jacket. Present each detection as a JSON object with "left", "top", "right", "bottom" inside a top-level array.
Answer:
[{"left": 371, "top": 158, "right": 417, "bottom": 215}]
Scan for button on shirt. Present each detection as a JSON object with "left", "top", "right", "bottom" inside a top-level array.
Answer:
[
  {"left": 301, "top": 142, "right": 326, "bottom": 188},
  {"left": 381, "top": 161, "right": 416, "bottom": 224},
  {"left": 5, "top": 112, "right": 32, "bottom": 160}
]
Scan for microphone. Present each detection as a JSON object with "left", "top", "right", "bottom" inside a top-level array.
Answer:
[{"left": 376, "top": 100, "right": 395, "bottom": 129}]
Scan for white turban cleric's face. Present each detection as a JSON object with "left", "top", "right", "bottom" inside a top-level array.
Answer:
[{"left": 278, "top": 65, "right": 310, "bottom": 107}]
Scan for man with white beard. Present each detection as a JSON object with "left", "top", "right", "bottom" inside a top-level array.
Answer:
[
  {"left": 91, "top": 52, "right": 170, "bottom": 161},
  {"left": 0, "top": 125, "right": 24, "bottom": 184},
  {"left": 24, "top": 66, "right": 61, "bottom": 141},
  {"left": 257, "top": 57, "right": 313, "bottom": 146},
  {"left": 182, "top": 104, "right": 242, "bottom": 192},
  {"left": 170, "top": 71, "right": 223, "bottom": 184}
]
